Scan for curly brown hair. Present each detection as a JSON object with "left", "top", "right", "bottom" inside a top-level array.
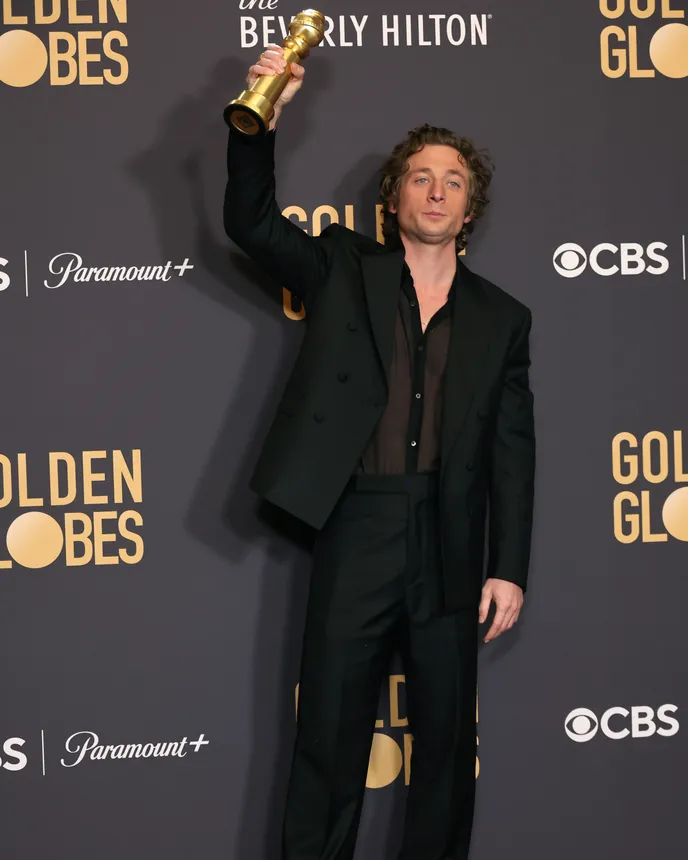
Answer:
[{"left": 379, "top": 124, "right": 494, "bottom": 252}]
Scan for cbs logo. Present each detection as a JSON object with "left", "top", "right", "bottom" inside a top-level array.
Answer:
[
  {"left": 552, "top": 242, "right": 669, "bottom": 278},
  {"left": 565, "top": 705, "right": 679, "bottom": 742},
  {"left": 0, "top": 257, "right": 9, "bottom": 292},
  {"left": 1, "top": 737, "right": 27, "bottom": 771}
]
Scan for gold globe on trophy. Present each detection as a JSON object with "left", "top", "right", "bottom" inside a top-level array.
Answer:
[{"left": 224, "top": 9, "right": 326, "bottom": 136}]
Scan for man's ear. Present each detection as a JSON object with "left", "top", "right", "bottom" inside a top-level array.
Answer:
[
  {"left": 463, "top": 211, "right": 473, "bottom": 225},
  {"left": 388, "top": 198, "right": 398, "bottom": 215}
]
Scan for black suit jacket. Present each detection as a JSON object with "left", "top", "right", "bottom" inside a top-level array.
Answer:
[{"left": 223, "top": 129, "right": 536, "bottom": 610}]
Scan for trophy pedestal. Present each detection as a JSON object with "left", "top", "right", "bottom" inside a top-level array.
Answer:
[{"left": 224, "top": 91, "right": 274, "bottom": 136}]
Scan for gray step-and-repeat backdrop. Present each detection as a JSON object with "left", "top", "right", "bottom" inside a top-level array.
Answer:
[{"left": 1, "top": 1, "right": 685, "bottom": 858}]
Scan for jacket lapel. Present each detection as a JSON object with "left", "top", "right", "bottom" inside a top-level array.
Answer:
[
  {"left": 440, "top": 259, "right": 495, "bottom": 465},
  {"left": 360, "top": 244, "right": 405, "bottom": 392}
]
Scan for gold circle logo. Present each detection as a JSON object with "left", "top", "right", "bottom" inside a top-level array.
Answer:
[
  {"left": 6, "top": 512, "right": 64, "bottom": 568},
  {"left": 649, "top": 23, "right": 688, "bottom": 79},
  {"left": 662, "top": 487, "right": 688, "bottom": 541},
  {"left": 0, "top": 30, "right": 49, "bottom": 88},
  {"left": 365, "top": 733, "right": 403, "bottom": 789}
]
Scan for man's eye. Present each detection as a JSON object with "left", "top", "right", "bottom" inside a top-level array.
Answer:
[
  {"left": 448, "top": 181, "right": 460, "bottom": 188},
  {"left": 416, "top": 177, "right": 428, "bottom": 183}
]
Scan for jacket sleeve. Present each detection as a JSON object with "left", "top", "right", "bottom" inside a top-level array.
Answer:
[
  {"left": 223, "top": 128, "right": 335, "bottom": 305},
  {"left": 485, "top": 309, "right": 536, "bottom": 592}
]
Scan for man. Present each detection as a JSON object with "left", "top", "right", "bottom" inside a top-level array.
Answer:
[{"left": 224, "top": 46, "right": 536, "bottom": 860}]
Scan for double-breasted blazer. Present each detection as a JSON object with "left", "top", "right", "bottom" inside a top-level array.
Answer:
[{"left": 223, "top": 129, "right": 536, "bottom": 610}]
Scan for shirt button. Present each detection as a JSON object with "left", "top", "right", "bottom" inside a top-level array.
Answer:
[
  {"left": 337, "top": 371, "right": 349, "bottom": 383},
  {"left": 314, "top": 412, "right": 325, "bottom": 423},
  {"left": 409, "top": 300, "right": 417, "bottom": 307},
  {"left": 347, "top": 321, "right": 357, "bottom": 332},
  {"left": 410, "top": 440, "right": 417, "bottom": 447},
  {"left": 417, "top": 345, "right": 424, "bottom": 352},
  {"left": 415, "top": 392, "right": 422, "bottom": 399}
]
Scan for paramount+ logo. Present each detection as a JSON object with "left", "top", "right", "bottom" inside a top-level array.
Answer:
[
  {"left": 565, "top": 705, "right": 679, "bottom": 742},
  {"left": 0, "top": 449, "right": 144, "bottom": 569},
  {"left": 0, "top": 0, "right": 128, "bottom": 88},
  {"left": 600, "top": 0, "right": 688, "bottom": 79}
]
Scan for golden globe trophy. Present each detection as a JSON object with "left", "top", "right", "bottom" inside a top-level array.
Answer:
[{"left": 224, "top": 9, "right": 326, "bottom": 136}]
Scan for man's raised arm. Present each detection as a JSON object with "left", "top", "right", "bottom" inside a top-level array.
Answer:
[{"left": 223, "top": 45, "right": 334, "bottom": 303}]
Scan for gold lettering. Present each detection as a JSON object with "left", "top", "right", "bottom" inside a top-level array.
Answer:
[
  {"left": 103, "top": 31, "right": 128, "bottom": 85},
  {"left": 600, "top": 0, "right": 625, "bottom": 19},
  {"left": 83, "top": 451, "right": 109, "bottom": 505},
  {"left": 113, "top": 449, "right": 142, "bottom": 504},
  {"left": 628, "top": 26, "right": 655, "bottom": 77},
  {"left": 68, "top": 0, "right": 93, "bottom": 24},
  {"left": 389, "top": 674, "right": 408, "bottom": 727},
  {"left": 674, "top": 431, "right": 688, "bottom": 482},
  {"left": 65, "top": 512, "right": 93, "bottom": 565},
  {"left": 376, "top": 204, "right": 385, "bottom": 244},
  {"left": 282, "top": 205, "right": 307, "bottom": 227},
  {"left": 0, "top": 455, "right": 11, "bottom": 508},
  {"left": 630, "top": 0, "right": 656, "bottom": 18},
  {"left": 49, "top": 453, "right": 77, "bottom": 505},
  {"left": 313, "top": 205, "right": 339, "bottom": 237},
  {"left": 283, "top": 287, "right": 305, "bottom": 321},
  {"left": 2, "top": 0, "right": 28, "bottom": 24},
  {"left": 94, "top": 511, "right": 119, "bottom": 564},
  {"left": 641, "top": 490, "right": 667, "bottom": 542},
  {"left": 36, "top": 0, "right": 60, "bottom": 24},
  {"left": 99, "top": 0, "right": 128, "bottom": 23},
  {"left": 662, "top": 0, "right": 685, "bottom": 17},
  {"left": 403, "top": 733, "right": 414, "bottom": 786},
  {"left": 49, "top": 32, "right": 78, "bottom": 86},
  {"left": 612, "top": 432, "right": 638, "bottom": 483},
  {"left": 601, "top": 26, "right": 628, "bottom": 77},
  {"left": 18, "top": 453, "right": 43, "bottom": 507},
  {"left": 614, "top": 491, "right": 640, "bottom": 543},
  {"left": 119, "top": 510, "right": 144, "bottom": 563},
  {"left": 78, "top": 31, "right": 103, "bottom": 85},
  {"left": 642, "top": 431, "right": 668, "bottom": 482}
]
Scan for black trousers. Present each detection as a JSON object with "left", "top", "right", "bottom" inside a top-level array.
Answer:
[{"left": 282, "top": 472, "right": 479, "bottom": 860}]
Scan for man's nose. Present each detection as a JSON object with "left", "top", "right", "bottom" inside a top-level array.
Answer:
[{"left": 429, "top": 183, "right": 445, "bottom": 201}]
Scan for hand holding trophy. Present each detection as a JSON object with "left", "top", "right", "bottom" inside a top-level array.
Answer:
[{"left": 224, "top": 9, "right": 326, "bottom": 136}]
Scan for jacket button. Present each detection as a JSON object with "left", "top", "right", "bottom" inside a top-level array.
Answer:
[
  {"left": 314, "top": 412, "right": 325, "bottom": 423},
  {"left": 347, "top": 321, "right": 358, "bottom": 332},
  {"left": 478, "top": 409, "right": 488, "bottom": 421},
  {"left": 337, "top": 371, "right": 349, "bottom": 383},
  {"left": 466, "top": 460, "right": 475, "bottom": 471}
]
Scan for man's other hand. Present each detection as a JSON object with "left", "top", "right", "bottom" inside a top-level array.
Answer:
[{"left": 478, "top": 579, "right": 524, "bottom": 643}]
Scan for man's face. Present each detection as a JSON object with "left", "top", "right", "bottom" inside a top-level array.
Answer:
[{"left": 390, "top": 144, "right": 472, "bottom": 246}]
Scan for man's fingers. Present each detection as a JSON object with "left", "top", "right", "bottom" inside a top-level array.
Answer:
[
  {"left": 478, "top": 590, "right": 491, "bottom": 624},
  {"left": 486, "top": 602, "right": 520, "bottom": 641},
  {"left": 484, "top": 607, "right": 508, "bottom": 642},
  {"left": 485, "top": 605, "right": 521, "bottom": 642}
]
